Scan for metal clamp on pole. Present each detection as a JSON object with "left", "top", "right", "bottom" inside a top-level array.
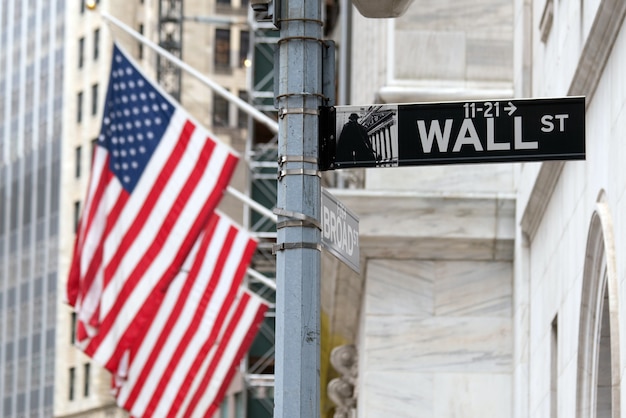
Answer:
[
  {"left": 278, "top": 168, "right": 321, "bottom": 180},
  {"left": 272, "top": 241, "right": 322, "bottom": 254},
  {"left": 278, "top": 107, "right": 320, "bottom": 118},
  {"left": 278, "top": 155, "right": 319, "bottom": 165},
  {"left": 273, "top": 207, "right": 321, "bottom": 230}
]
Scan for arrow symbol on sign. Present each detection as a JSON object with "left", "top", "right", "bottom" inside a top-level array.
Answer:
[{"left": 504, "top": 102, "right": 517, "bottom": 116}]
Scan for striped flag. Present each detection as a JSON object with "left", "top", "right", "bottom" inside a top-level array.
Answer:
[
  {"left": 111, "top": 212, "right": 268, "bottom": 418},
  {"left": 66, "top": 42, "right": 239, "bottom": 374}
]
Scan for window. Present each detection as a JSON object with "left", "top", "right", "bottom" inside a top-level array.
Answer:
[
  {"left": 84, "top": 363, "right": 90, "bottom": 397},
  {"left": 93, "top": 28, "right": 100, "bottom": 60},
  {"left": 78, "top": 37, "right": 85, "bottom": 68},
  {"left": 75, "top": 145, "right": 82, "bottom": 178},
  {"left": 238, "top": 91, "right": 249, "bottom": 128},
  {"left": 68, "top": 367, "right": 75, "bottom": 401},
  {"left": 239, "top": 30, "right": 249, "bottom": 67},
  {"left": 576, "top": 201, "right": 621, "bottom": 417},
  {"left": 77, "top": 91, "right": 83, "bottom": 123},
  {"left": 74, "top": 201, "right": 80, "bottom": 233},
  {"left": 80, "top": 0, "right": 85, "bottom": 14},
  {"left": 91, "top": 83, "right": 98, "bottom": 116},
  {"left": 138, "top": 24, "right": 144, "bottom": 59},
  {"left": 91, "top": 137, "right": 98, "bottom": 165},
  {"left": 213, "top": 92, "right": 229, "bottom": 127},
  {"left": 214, "top": 29, "right": 231, "bottom": 71},
  {"left": 70, "top": 312, "right": 76, "bottom": 344}
]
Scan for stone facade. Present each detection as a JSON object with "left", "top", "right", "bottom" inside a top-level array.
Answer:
[{"left": 324, "top": 0, "right": 626, "bottom": 417}]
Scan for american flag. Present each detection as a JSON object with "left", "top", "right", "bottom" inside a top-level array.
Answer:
[
  {"left": 67, "top": 42, "right": 239, "bottom": 374},
  {"left": 111, "top": 212, "right": 268, "bottom": 417}
]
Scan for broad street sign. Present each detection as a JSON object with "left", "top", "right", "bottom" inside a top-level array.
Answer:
[
  {"left": 319, "top": 97, "right": 585, "bottom": 170},
  {"left": 321, "top": 188, "right": 360, "bottom": 273}
]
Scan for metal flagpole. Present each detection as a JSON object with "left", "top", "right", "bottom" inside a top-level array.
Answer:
[
  {"left": 274, "top": 0, "right": 323, "bottom": 413},
  {"left": 99, "top": 10, "right": 278, "bottom": 134}
]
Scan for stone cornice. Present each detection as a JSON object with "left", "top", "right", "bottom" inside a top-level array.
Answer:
[
  {"left": 520, "top": 0, "right": 626, "bottom": 239},
  {"left": 329, "top": 189, "right": 516, "bottom": 262}
]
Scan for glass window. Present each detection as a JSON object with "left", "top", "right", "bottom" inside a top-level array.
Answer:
[
  {"left": 84, "top": 363, "right": 90, "bottom": 397},
  {"left": 70, "top": 312, "right": 76, "bottom": 344},
  {"left": 138, "top": 24, "right": 144, "bottom": 59},
  {"left": 78, "top": 37, "right": 85, "bottom": 68},
  {"left": 74, "top": 201, "right": 80, "bottom": 233},
  {"left": 93, "top": 28, "right": 100, "bottom": 60},
  {"left": 91, "top": 137, "right": 98, "bottom": 165},
  {"left": 68, "top": 367, "right": 75, "bottom": 401},
  {"left": 215, "top": 29, "right": 231, "bottom": 70},
  {"left": 213, "top": 92, "right": 229, "bottom": 127},
  {"left": 91, "top": 83, "right": 98, "bottom": 116},
  {"left": 239, "top": 30, "right": 249, "bottom": 67},
  {"left": 75, "top": 145, "right": 81, "bottom": 178},
  {"left": 238, "top": 90, "right": 249, "bottom": 128},
  {"left": 77, "top": 91, "right": 83, "bottom": 123}
]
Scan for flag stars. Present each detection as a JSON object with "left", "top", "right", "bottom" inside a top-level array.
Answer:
[{"left": 99, "top": 47, "right": 175, "bottom": 193}]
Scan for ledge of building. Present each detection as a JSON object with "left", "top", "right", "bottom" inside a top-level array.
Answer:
[
  {"left": 320, "top": 189, "right": 516, "bottom": 391},
  {"left": 327, "top": 189, "right": 516, "bottom": 262},
  {"left": 377, "top": 82, "right": 514, "bottom": 104}
]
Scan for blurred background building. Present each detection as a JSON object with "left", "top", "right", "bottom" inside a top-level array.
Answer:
[
  {"left": 2, "top": 0, "right": 626, "bottom": 417},
  {"left": 1, "top": 0, "right": 277, "bottom": 416}
]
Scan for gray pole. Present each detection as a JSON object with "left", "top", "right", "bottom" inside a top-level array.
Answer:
[{"left": 274, "top": 0, "right": 323, "bottom": 413}]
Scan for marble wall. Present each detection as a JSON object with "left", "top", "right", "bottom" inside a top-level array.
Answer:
[{"left": 359, "top": 259, "right": 513, "bottom": 417}]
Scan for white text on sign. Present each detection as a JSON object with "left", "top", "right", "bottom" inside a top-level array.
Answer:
[
  {"left": 322, "top": 203, "right": 358, "bottom": 257},
  {"left": 416, "top": 116, "right": 541, "bottom": 153}
]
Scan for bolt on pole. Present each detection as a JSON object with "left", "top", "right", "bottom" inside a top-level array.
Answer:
[{"left": 273, "top": 0, "right": 324, "bottom": 413}]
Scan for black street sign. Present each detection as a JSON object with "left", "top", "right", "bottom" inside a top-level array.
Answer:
[{"left": 319, "top": 97, "right": 585, "bottom": 170}]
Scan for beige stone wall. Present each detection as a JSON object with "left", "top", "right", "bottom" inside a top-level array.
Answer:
[{"left": 56, "top": 0, "right": 251, "bottom": 416}]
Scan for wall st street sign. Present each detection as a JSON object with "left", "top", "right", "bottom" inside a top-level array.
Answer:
[
  {"left": 319, "top": 97, "right": 585, "bottom": 170},
  {"left": 321, "top": 188, "right": 360, "bottom": 273}
]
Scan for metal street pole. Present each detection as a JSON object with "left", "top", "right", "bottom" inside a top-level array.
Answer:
[{"left": 274, "top": 0, "right": 323, "bottom": 413}]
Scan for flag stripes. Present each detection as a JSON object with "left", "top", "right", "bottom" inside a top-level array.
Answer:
[
  {"left": 67, "top": 42, "right": 269, "bottom": 418},
  {"left": 179, "top": 292, "right": 268, "bottom": 418},
  {"left": 112, "top": 213, "right": 265, "bottom": 418}
]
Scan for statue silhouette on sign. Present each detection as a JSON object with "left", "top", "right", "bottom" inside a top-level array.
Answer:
[{"left": 335, "top": 113, "right": 376, "bottom": 168}]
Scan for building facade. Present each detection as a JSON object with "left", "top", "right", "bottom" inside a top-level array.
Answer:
[
  {"left": 322, "top": 0, "right": 626, "bottom": 417},
  {"left": 1, "top": 0, "right": 259, "bottom": 416},
  {"left": 0, "top": 0, "right": 65, "bottom": 416}
]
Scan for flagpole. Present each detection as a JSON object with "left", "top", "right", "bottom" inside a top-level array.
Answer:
[
  {"left": 94, "top": 9, "right": 278, "bottom": 224},
  {"left": 99, "top": 10, "right": 279, "bottom": 134}
]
